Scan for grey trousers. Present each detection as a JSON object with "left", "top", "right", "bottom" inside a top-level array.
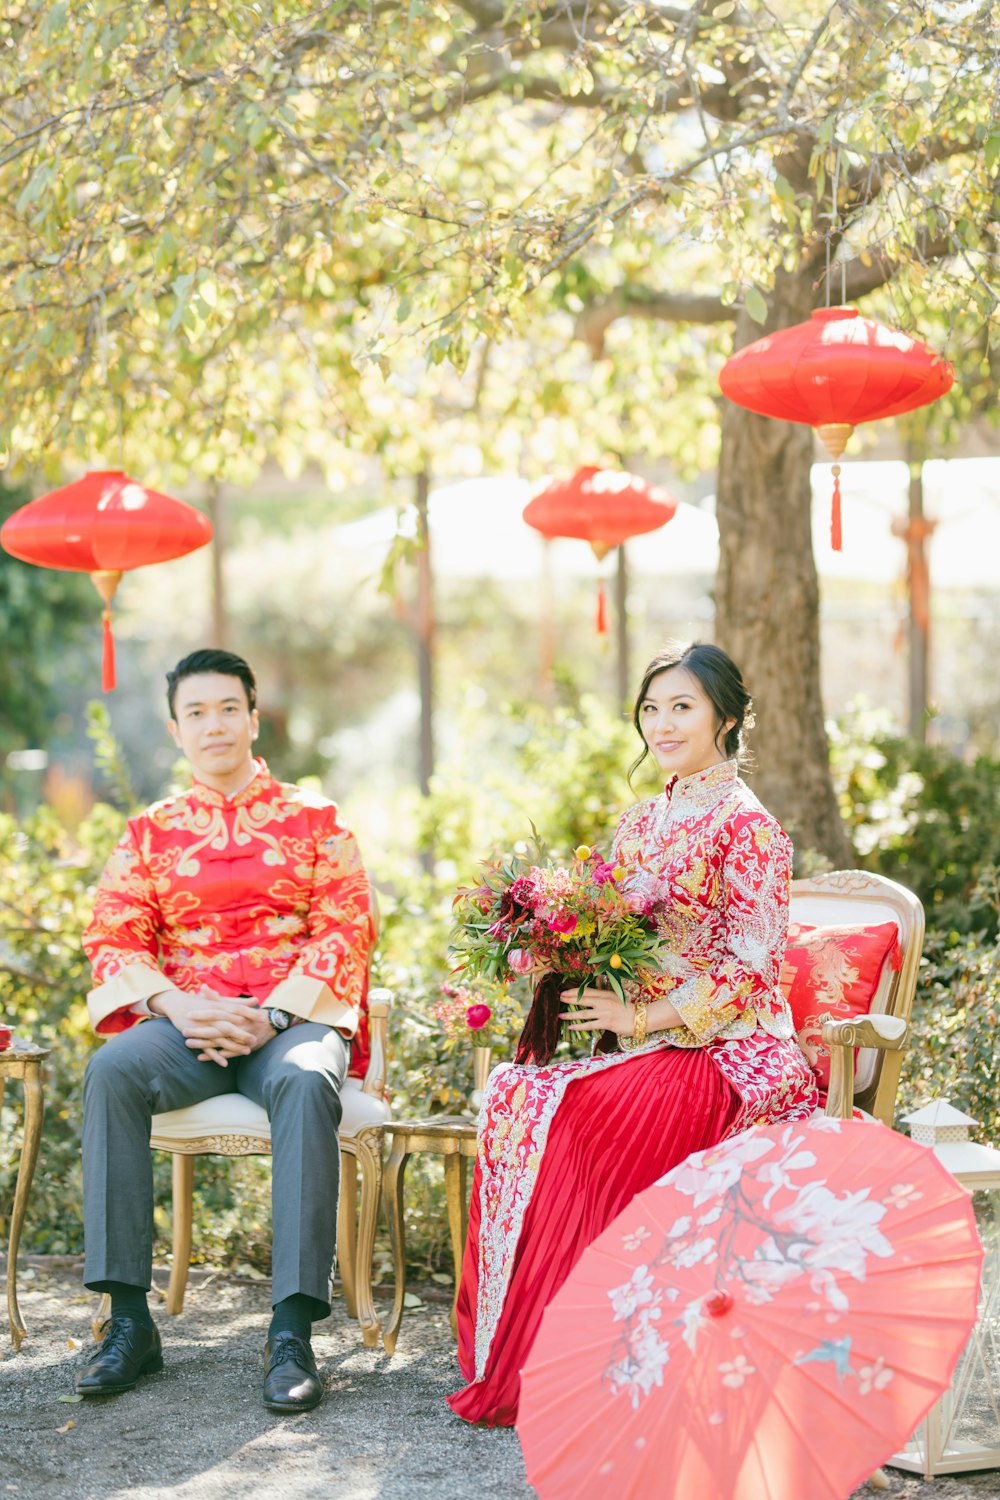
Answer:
[{"left": 81, "top": 1018, "right": 350, "bottom": 1311}]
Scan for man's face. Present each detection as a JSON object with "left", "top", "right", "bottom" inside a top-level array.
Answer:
[{"left": 168, "top": 672, "right": 259, "bottom": 793}]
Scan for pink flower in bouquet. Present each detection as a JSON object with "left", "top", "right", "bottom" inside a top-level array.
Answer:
[
  {"left": 466, "top": 1003, "right": 492, "bottom": 1030},
  {"left": 508, "top": 948, "right": 535, "bottom": 975},
  {"left": 509, "top": 876, "right": 537, "bottom": 908},
  {"left": 591, "top": 861, "right": 619, "bottom": 885},
  {"left": 546, "top": 909, "right": 578, "bottom": 934}
]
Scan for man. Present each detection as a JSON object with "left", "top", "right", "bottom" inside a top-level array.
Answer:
[{"left": 76, "top": 648, "right": 372, "bottom": 1413}]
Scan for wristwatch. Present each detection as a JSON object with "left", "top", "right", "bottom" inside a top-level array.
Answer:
[{"left": 266, "top": 1007, "right": 292, "bottom": 1032}]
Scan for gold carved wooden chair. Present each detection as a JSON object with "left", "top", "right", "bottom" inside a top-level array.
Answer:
[
  {"left": 787, "top": 869, "right": 925, "bottom": 1124},
  {"left": 94, "top": 976, "right": 394, "bottom": 1348},
  {"left": 791, "top": 869, "right": 925, "bottom": 1494}
]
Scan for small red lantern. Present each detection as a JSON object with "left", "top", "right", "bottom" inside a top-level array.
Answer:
[
  {"left": 523, "top": 466, "right": 677, "bottom": 632},
  {"left": 719, "top": 307, "right": 954, "bottom": 550},
  {"left": 0, "top": 471, "right": 213, "bottom": 690}
]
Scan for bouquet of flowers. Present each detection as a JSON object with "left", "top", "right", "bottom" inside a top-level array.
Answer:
[{"left": 451, "top": 839, "right": 663, "bottom": 1064}]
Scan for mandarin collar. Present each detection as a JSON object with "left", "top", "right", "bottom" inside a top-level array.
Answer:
[
  {"left": 663, "top": 758, "right": 739, "bottom": 811},
  {"left": 189, "top": 757, "right": 272, "bottom": 808}
]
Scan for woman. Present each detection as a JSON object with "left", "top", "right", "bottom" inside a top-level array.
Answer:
[{"left": 447, "top": 641, "right": 819, "bottom": 1427}]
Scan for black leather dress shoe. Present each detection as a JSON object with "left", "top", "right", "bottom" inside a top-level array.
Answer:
[
  {"left": 76, "top": 1316, "right": 164, "bottom": 1396},
  {"left": 262, "top": 1333, "right": 323, "bottom": 1413}
]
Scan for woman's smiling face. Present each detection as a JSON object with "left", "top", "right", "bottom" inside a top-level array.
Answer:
[{"left": 640, "top": 665, "right": 734, "bottom": 781}]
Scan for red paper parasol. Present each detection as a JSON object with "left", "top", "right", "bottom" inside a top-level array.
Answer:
[
  {"left": 523, "top": 467, "right": 677, "bottom": 632},
  {"left": 518, "top": 1115, "right": 982, "bottom": 1500},
  {"left": 718, "top": 308, "right": 954, "bottom": 550},
  {"left": 0, "top": 471, "right": 213, "bottom": 690}
]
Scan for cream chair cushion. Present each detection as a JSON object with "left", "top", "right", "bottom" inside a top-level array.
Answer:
[{"left": 151, "top": 1076, "right": 390, "bottom": 1146}]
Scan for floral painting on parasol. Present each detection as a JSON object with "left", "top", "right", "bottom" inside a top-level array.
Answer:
[{"left": 518, "top": 1115, "right": 983, "bottom": 1500}]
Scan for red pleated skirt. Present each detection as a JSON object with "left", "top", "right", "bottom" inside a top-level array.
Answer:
[{"left": 447, "top": 1045, "right": 740, "bottom": 1426}]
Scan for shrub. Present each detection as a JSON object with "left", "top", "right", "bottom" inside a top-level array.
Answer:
[
  {"left": 894, "top": 870, "right": 1000, "bottom": 1136},
  {"left": 831, "top": 708, "right": 1000, "bottom": 937}
]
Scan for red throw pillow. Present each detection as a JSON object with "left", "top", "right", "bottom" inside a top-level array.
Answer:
[{"left": 779, "top": 920, "right": 902, "bottom": 1097}]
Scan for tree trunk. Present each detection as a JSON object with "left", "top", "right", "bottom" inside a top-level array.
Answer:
[
  {"left": 206, "top": 483, "right": 228, "bottom": 649},
  {"left": 414, "top": 469, "right": 435, "bottom": 799},
  {"left": 614, "top": 544, "right": 629, "bottom": 711},
  {"left": 905, "top": 444, "right": 931, "bottom": 741},
  {"left": 715, "top": 272, "right": 852, "bottom": 868}
]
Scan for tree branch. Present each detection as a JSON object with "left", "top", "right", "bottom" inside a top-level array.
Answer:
[{"left": 574, "top": 287, "right": 731, "bottom": 354}]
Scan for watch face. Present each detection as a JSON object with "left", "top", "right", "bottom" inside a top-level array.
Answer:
[{"left": 269, "top": 1008, "right": 291, "bottom": 1030}]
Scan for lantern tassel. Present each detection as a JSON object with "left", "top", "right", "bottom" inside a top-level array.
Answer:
[
  {"left": 90, "top": 570, "right": 123, "bottom": 692},
  {"left": 831, "top": 465, "right": 843, "bottom": 552},
  {"left": 596, "top": 578, "right": 608, "bottom": 635},
  {"left": 101, "top": 608, "right": 116, "bottom": 692}
]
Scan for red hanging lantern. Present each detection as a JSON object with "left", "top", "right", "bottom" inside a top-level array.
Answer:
[
  {"left": 0, "top": 471, "right": 213, "bottom": 690},
  {"left": 523, "top": 466, "right": 677, "bottom": 633},
  {"left": 718, "top": 307, "right": 954, "bottom": 550}
]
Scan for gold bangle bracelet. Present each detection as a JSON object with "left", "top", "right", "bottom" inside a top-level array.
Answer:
[{"left": 633, "top": 999, "right": 648, "bottom": 1048}]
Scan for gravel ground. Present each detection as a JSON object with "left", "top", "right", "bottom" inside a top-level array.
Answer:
[{"left": 2, "top": 1262, "right": 999, "bottom": 1500}]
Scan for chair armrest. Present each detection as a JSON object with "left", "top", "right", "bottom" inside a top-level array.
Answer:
[
  {"left": 821, "top": 1011, "right": 908, "bottom": 1121},
  {"left": 362, "top": 987, "right": 393, "bottom": 1100}
]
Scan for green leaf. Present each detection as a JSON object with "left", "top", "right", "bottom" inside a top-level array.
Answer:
[
  {"left": 745, "top": 287, "right": 768, "bottom": 324},
  {"left": 57, "top": 1393, "right": 84, "bottom": 1404},
  {"left": 43, "top": 2, "right": 68, "bottom": 39}
]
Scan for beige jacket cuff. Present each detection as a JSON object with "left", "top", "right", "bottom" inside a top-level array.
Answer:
[
  {"left": 87, "top": 964, "right": 186, "bottom": 1032},
  {"left": 268, "top": 975, "right": 359, "bottom": 1035}
]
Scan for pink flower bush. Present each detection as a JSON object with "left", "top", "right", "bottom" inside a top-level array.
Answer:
[{"left": 434, "top": 984, "right": 495, "bottom": 1041}]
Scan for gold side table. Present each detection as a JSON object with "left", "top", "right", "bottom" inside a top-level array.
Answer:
[
  {"left": 1, "top": 1043, "right": 48, "bottom": 1351},
  {"left": 381, "top": 1115, "right": 478, "bottom": 1355}
]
